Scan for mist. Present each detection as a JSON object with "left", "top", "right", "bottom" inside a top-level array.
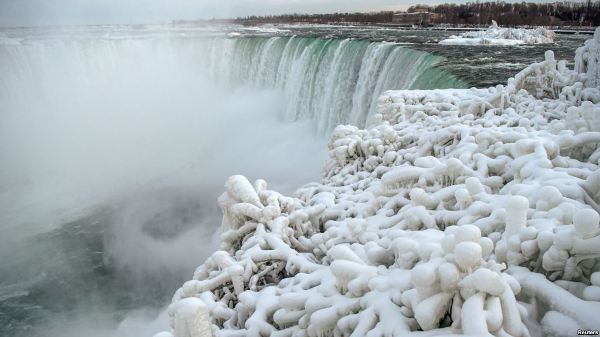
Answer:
[{"left": 0, "top": 28, "right": 326, "bottom": 336}]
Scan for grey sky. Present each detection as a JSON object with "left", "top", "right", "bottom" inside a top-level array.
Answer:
[
  {"left": 0, "top": 0, "right": 423, "bottom": 27},
  {"left": 0, "top": 0, "right": 567, "bottom": 27}
]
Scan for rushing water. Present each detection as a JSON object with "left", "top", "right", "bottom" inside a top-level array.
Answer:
[
  {"left": 231, "top": 24, "right": 588, "bottom": 87},
  {"left": 203, "top": 36, "right": 464, "bottom": 131},
  {"left": 0, "top": 23, "right": 584, "bottom": 337}
]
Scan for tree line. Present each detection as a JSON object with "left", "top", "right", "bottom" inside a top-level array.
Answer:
[
  {"left": 423, "top": 1, "right": 600, "bottom": 26},
  {"left": 234, "top": 1, "right": 600, "bottom": 27},
  {"left": 235, "top": 12, "right": 394, "bottom": 25}
]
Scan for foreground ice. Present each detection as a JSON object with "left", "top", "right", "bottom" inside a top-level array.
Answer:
[
  {"left": 439, "top": 21, "right": 555, "bottom": 46},
  {"left": 155, "top": 28, "right": 600, "bottom": 337}
]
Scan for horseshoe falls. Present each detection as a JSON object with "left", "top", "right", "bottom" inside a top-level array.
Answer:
[
  {"left": 1, "top": 35, "right": 464, "bottom": 135},
  {"left": 0, "top": 27, "right": 465, "bottom": 337},
  {"left": 203, "top": 36, "right": 465, "bottom": 131}
]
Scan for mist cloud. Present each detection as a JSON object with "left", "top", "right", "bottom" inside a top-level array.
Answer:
[{"left": 0, "top": 27, "right": 327, "bottom": 337}]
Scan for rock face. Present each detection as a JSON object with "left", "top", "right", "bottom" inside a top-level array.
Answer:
[{"left": 155, "top": 28, "right": 600, "bottom": 337}]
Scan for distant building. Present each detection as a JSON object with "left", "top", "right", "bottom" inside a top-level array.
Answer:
[{"left": 392, "top": 12, "right": 436, "bottom": 26}]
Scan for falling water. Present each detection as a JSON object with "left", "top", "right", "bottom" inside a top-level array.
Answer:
[
  {"left": 0, "top": 26, "right": 465, "bottom": 337},
  {"left": 202, "top": 36, "right": 466, "bottom": 131}
]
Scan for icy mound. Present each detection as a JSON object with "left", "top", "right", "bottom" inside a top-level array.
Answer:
[
  {"left": 440, "top": 21, "right": 555, "bottom": 46},
  {"left": 155, "top": 28, "right": 600, "bottom": 337}
]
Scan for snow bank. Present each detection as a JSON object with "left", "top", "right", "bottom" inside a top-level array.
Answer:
[
  {"left": 440, "top": 21, "right": 555, "bottom": 46},
  {"left": 155, "top": 27, "right": 600, "bottom": 337}
]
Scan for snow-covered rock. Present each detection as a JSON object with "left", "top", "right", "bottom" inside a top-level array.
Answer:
[
  {"left": 440, "top": 21, "right": 555, "bottom": 46},
  {"left": 576, "top": 27, "right": 600, "bottom": 89},
  {"left": 155, "top": 27, "right": 600, "bottom": 337}
]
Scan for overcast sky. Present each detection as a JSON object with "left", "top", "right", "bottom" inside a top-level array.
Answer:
[
  {"left": 0, "top": 0, "right": 428, "bottom": 27},
  {"left": 0, "top": 0, "right": 565, "bottom": 27}
]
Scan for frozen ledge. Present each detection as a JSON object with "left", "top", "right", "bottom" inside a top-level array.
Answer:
[
  {"left": 155, "top": 27, "right": 600, "bottom": 337},
  {"left": 439, "top": 21, "right": 555, "bottom": 46}
]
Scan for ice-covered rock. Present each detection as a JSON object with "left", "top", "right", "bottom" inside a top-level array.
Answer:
[
  {"left": 155, "top": 29, "right": 600, "bottom": 337},
  {"left": 440, "top": 21, "right": 555, "bottom": 46},
  {"left": 576, "top": 27, "right": 600, "bottom": 89}
]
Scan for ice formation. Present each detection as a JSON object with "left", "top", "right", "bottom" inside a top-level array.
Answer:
[
  {"left": 155, "top": 28, "right": 600, "bottom": 337},
  {"left": 439, "top": 21, "right": 555, "bottom": 46}
]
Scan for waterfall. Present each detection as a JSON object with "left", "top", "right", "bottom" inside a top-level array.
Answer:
[
  {"left": 1, "top": 34, "right": 466, "bottom": 134},
  {"left": 0, "top": 28, "right": 466, "bottom": 337},
  {"left": 203, "top": 36, "right": 466, "bottom": 132}
]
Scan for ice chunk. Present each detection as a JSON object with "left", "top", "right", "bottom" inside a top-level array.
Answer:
[
  {"left": 440, "top": 21, "right": 555, "bottom": 46},
  {"left": 170, "top": 298, "right": 213, "bottom": 337}
]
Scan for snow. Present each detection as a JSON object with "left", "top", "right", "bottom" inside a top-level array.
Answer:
[
  {"left": 439, "top": 21, "right": 555, "bottom": 46},
  {"left": 573, "top": 208, "right": 600, "bottom": 239},
  {"left": 241, "top": 26, "right": 292, "bottom": 34},
  {"left": 154, "top": 27, "right": 600, "bottom": 337},
  {"left": 440, "top": 37, "right": 526, "bottom": 46},
  {"left": 168, "top": 297, "right": 215, "bottom": 337}
]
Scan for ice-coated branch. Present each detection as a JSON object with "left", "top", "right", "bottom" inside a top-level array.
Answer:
[{"left": 155, "top": 30, "right": 600, "bottom": 337}]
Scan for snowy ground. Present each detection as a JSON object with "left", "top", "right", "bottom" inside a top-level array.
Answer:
[
  {"left": 439, "top": 21, "right": 555, "bottom": 46},
  {"left": 155, "top": 28, "right": 600, "bottom": 337}
]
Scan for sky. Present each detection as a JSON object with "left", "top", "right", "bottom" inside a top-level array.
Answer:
[
  {"left": 0, "top": 0, "right": 572, "bottom": 27},
  {"left": 1, "top": 0, "right": 432, "bottom": 27}
]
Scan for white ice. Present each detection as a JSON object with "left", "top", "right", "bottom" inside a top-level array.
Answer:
[
  {"left": 155, "top": 27, "right": 600, "bottom": 337},
  {"left": 439, "top": 21, "right": 555, "bottom": 46}
]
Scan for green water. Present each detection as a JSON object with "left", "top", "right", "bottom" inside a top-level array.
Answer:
[{"left": 205, "top": 36, "right": 466, "bottom": 131}]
